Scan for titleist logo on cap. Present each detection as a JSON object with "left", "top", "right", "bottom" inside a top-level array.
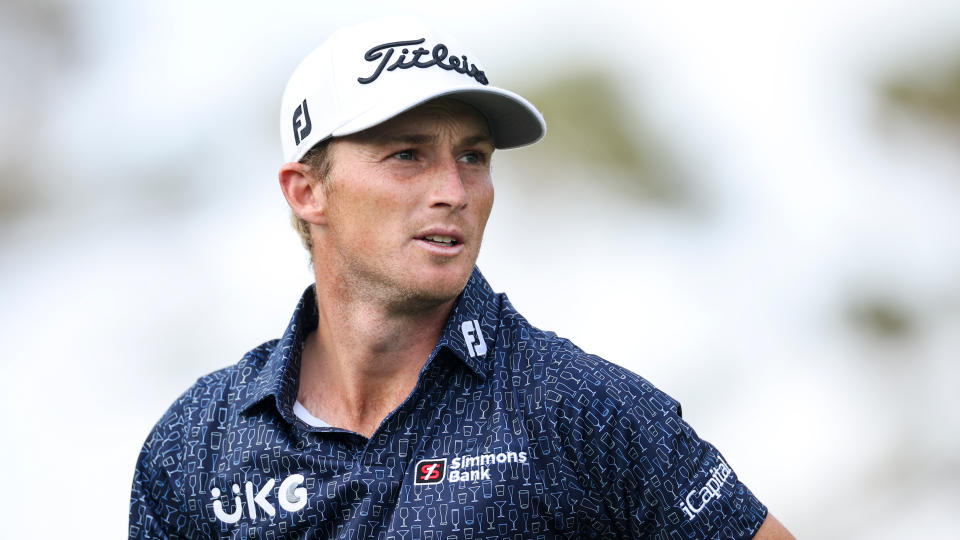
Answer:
[{"left": 358, "top": 38, "right": 489, "bottom": 86}]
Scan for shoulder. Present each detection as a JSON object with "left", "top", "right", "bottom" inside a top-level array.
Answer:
[
  {"left": 138, "top": 339, "right": 279, "bottom": 463},
  {"left": 495, "top": 294, "right": 680, "bottom": 423},
  {"left": 485, "top": 291, "right": 769, "bottom": 536}
]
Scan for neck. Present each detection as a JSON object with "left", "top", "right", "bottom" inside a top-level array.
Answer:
[{"left": 297, "top": 274, "right": 456, "bottom": 438}]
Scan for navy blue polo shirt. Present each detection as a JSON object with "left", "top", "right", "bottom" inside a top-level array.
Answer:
[{"left": 130, "top": 269, "right": 767, "bottom": 539}]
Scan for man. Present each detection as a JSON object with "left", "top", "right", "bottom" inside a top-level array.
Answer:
[{"left": 130, "top": 17, "right": 794, "bottom": 539}]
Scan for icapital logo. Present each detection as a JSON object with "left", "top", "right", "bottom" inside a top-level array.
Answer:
[
  {"left": 211, "top": 473, "right": 308, "bottom": 524},
  {"left": 414, "top": 450, "right": 527, "bottom": 486},
  {"left": 679, "top": 457, "right": 733, "bottom": 520}
]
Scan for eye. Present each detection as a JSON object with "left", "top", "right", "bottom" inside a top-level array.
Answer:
[
  {"left": 392, "top": 149, "right": 415, "bottom": 161},
  {"left": 458, "top": 151, "right": 486, "bottom": 165}
]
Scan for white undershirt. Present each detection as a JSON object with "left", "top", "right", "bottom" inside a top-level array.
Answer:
[{"left": 293, "top": 400, "right": 331, "bottom": 428}]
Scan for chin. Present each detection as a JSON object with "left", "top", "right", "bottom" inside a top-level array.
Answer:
[
  {"left": 394, "top": 264, "right": 473, "bottom": 311},
  {"left": 419, "top": 265, "right": 472, "bottom": 297}
]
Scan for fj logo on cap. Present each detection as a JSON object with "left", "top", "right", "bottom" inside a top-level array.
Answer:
[
  {"left": 461, "top": 319, "right": 486, "bottom": 358},
  {"left": 292, "top": 98, "right": 312, "bottom": 145},
  {"left": 414, "top": 458, "right": 446, "bottom": 485},
  {"left": 357, "top": 38, "right": 488, "bottom": 86}
]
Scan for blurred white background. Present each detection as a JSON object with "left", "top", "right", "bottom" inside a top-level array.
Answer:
[{"left": 2, "top": 1, "right": 959, "bottom": 537}]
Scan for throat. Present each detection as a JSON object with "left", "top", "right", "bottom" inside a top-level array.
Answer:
[
  {"left": 295, "top": 392, "right": 405, "bottom": 439},
  {"left": 298, "top": 283, "right": 454, "bottom": 437},
  {"left": 297, "top": 328, "right": 428, "bottom": 439}
]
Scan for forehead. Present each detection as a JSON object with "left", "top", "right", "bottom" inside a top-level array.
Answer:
[{"left": 344, "top": 98, "right": 492, "bottom": 145}]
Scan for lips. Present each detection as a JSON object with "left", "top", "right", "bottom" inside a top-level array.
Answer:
[
  {"left": 415, "top": 228, "right": 465, "bottom": 254},
  {"left": 420, "top": 234, "right": 459, "bottom": 247}
]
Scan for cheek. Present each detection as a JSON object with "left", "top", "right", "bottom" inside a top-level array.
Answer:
[
  {"left": 473, "top": 181, "right": 495, "bottom": 226},
  {"left": 329, "top": 183, "right": 413, "bottom": 242}
]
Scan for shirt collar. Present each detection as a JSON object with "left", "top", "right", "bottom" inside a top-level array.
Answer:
[
  {"left": 238, "top": 268, "right": 501, "bottom": 417},
  {"left": 238, "top": 284, "right": 317, "bottom": 418},
  {"left": 432, "top": 267, "right": 500, "bottom": 380}
]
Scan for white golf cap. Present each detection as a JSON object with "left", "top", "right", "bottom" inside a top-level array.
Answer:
[{"left": 280, "top": 16, "right": 546, "bottom": 163}]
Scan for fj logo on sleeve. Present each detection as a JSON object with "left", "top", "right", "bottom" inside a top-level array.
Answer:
[{"left": 461, "top": 319, "right": 486, "bottom": 358}]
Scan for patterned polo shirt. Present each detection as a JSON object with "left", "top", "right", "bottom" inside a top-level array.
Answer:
[{"left": 129, "top": 268, "right": 767, "bottom": 539}]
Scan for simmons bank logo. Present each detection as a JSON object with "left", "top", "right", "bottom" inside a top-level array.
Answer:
[
  {"left": 414, "top": 450, "right": 527, "bottom": 485},
  {"left": 414, "top": 458, "right": 447, "bottom": 485}
]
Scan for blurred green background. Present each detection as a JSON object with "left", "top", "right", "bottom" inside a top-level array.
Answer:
[{"left": 2, "top": 1, "right": 958, "bottom": 537}]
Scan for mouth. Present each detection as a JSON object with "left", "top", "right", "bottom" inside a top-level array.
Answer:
[
  {"left": 418, "top": 234, "right": 460, "bottom": 248},
  {"left": 414, "top": 229, "right": 466, "bottom": 256}
]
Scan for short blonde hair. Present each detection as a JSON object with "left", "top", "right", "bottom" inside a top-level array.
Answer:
[{"left": 291, "top": 140, "right": 333, "bottom": 252}]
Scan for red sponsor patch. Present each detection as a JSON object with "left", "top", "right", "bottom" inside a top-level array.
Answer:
[{"left": 414, "top": 458, "right": 446, "bottom": 485}]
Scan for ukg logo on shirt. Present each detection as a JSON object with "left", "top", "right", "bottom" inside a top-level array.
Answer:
[{"left": 211, "top": 473, "right": 308, "bottom": 524}]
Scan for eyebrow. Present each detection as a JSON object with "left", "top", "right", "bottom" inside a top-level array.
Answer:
[{"left": 368, "top": 132, "right": 494, "bottom": 147}]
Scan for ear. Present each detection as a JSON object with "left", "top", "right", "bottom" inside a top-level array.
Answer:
[{"left": 279, "top": 161, "right": 328, "bottom": 226}]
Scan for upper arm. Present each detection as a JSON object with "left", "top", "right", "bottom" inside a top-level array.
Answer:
[
  {"left": 129, "top": 434, "right": 178, "bottom": 539},
  {"left": 752, "top": 513, "right": 796, "bottom": 540},
  {"left": 583, "top": 368, "right": 769, "bottom": 537},
  {"left": 129, "top": 404, "right": 188, "bottom": 539},
  {"left": 129, "top": 449, "right": 173, "bottom": 539}
]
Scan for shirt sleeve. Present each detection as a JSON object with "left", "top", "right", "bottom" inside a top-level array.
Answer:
[
  {"left": 129, "top": 411, "right": 185, "bottom": 539},
  {"left": 561, "top": 359, "right": 768, "bottom": 539}
]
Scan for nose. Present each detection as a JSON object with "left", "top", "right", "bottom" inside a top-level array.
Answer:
[{"left": 428, "top": 157, "right": 468, "bottom": 210}]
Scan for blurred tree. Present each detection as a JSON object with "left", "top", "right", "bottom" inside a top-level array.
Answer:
[
  {"left": 0, "top": 0, "right": 79, "bottom": 222},
  {"left": 881, "top": 53, "right": 960, "bottom": 132},
  {"left": 515, "top": 69, "right": 692, "bottom": 208},
  {"left": 850, "top": 47, "right": 960, "bottom": 344},
  {"left": 847, "top": 295, "right": 914, "bottom": 342}
]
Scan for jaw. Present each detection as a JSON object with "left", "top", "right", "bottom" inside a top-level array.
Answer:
[
  {"left": 376, "top": 268, "right": 470, "bottom": 316},
  {"left": 407, "top": 249, "right": 475, "bottom": 291},
  {"left": 311, "top": 219, "right": 484, "bottom": 313},
  {"left": 390, "top": 242, "right": 479, "bottom": 307},
  {"left": 313, "top": 247, "right": 476, "bottom": 315}
]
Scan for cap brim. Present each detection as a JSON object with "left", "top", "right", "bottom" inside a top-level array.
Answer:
[{"left": 329, "top": 84, "right": 546, "bottom": 149}]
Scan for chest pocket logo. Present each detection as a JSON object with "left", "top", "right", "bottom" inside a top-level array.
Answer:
[
  {"left": 414, "top": 458, "right": 447, "bottom": 485},
  {"left": 461, "top": 320, "right": 486, "bottom": 358}
]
